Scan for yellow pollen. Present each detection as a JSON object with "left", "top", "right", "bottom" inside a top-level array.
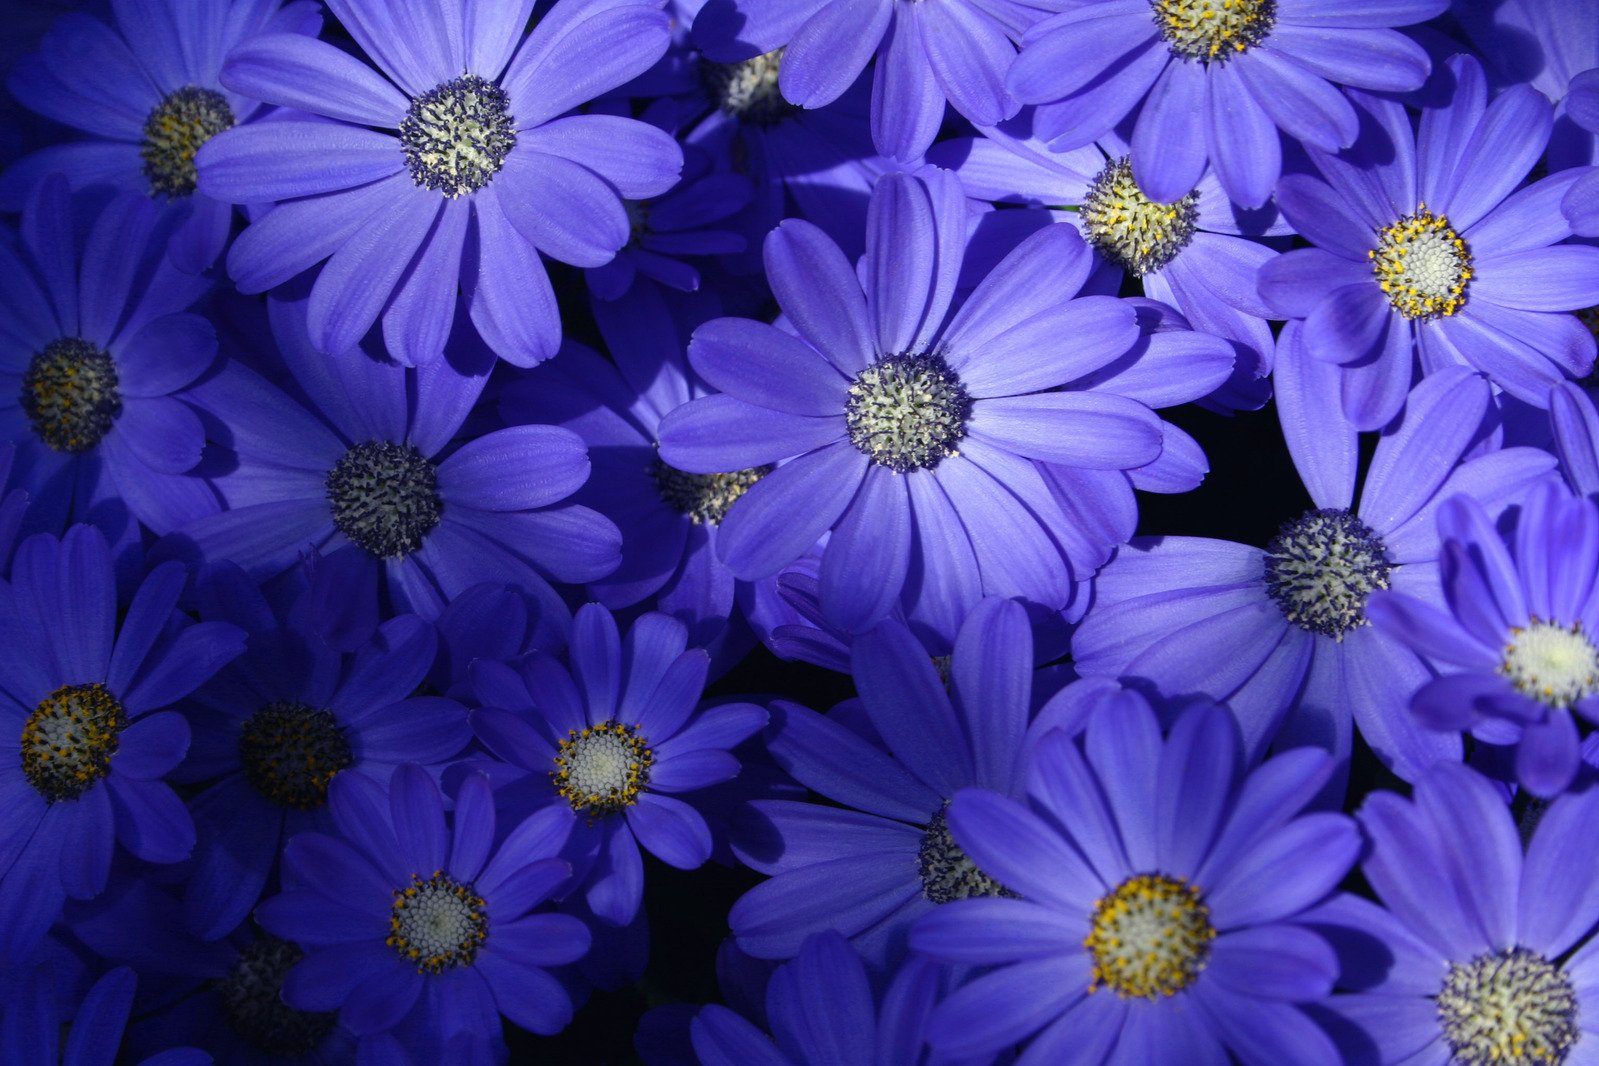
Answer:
[
  {"left": 1084, "top": 873, "right": 1216, "bottom": 1000},
  {"left": 1370, "top": 205, "right": 1474, "bottom": 320},
  {"left": 551, "top": 720, "right": 654, "bottom": 820}
]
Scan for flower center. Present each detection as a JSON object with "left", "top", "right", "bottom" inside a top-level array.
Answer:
[
  {"left": 1264, "top": 508, "right": 1393, "bottom": 640},
  {"left": 917, "top": 804, "right": 1012, "bottom": 904},
  {"left": 1085, "top": 873, "right": 1216, "bottom": 999},
  {"left": 551, "top": 720, "right": 654, "bottom": 817},
  {"left": 400, "top": 73, "right": 517, "bottom": 198},
  {"left": 387, "top": 872, "right": 489, "bottom": 974},
  {"left": 702, "top": 50, "right": 796, "bottom": 126},
  {"left": 141, "top": 86, "right": 235, "bottom": 197},
  {"left": 1438, "top": 947, "right": 1578, "bottom": 1066},
  {"left": 21, "top": 338, "right": 122, "bottom": 453},
  {"left": 20, "top": 683, "right": 127, "bottom": 802},
  {"left": 1081, "top": 156, "right": 1200, "bottom": 276},
  {"left": 1499, "top": 618, "right": 1599, "bottom": 710},
  {"left": 1370, "top": 205, "right": 1474, "bottom": 320},
  {"left": 238, "top": 701, "right": 354, "bottom": 810},
  {"left": 218, "top": 938, "right": 337, "bottom": 1056},
  {"left": 1152, "top": 0, "right": 1276, "bottom": 62},
  {"left": 651, "top": 459, "right": 769, "bottom": 525},
  {"left": 325, "top": 441, "right": 442, "bottom": 558},
  {"left": 845, "top": 354, "right": 970, "bottom": 473}
]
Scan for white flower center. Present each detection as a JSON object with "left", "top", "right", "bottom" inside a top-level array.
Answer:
[
  {"left": 1438, "top": 947, "right": 1578, "bottom": 1066},
  {"left": 1500, "top": 619, "right": 1599, "bottom": 710}
]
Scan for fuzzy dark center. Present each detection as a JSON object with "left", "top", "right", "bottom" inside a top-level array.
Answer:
[
  {"left": 219, "top": 938, "right": 337, "bottom": 1056},
  {"left": 400, "top": 74, "right": 517, "bottom": 197},
  {"left": 20, "top": 683, "right": 127, "bottom": 802},
  {"left": 21, "top": 338, "right": 122, "bottom": 453},
  {"left": 1264, "top": 508, "right": 1393, "bottom": 640},
  {"left": 652, "top": 459, "right": 769, "bottom": 525},
  {"left": 142, "top": 86, "right": 235, "bottom": 197},
  {"left": 1438, "top": 947, "right": 1578, "bottom": 1066},
  {"left": 326, "top": 441, "right": 442, "bottom": 558},
  {"left": 238, "top": 701, "right": 354, "bottom": 810}
]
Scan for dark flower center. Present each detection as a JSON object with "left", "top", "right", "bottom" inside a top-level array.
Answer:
[
  {"left": 845, "top": 354, "right": 970, "bottom": 472},
  {"left": 702, "top": 50, "right": 796, "bottom": 126},
  {"left": 325, "top": 441, "right": 443, "bottom": 558},
  {"left": 238, "top": 701, "right": 354, "bottom": 809},
  {"left": 142, "top": 86, "right": 235, "bottom": 197},
  {"left": 1082, "top": 157, "right": 1200, "bottom": 276},
  {"left": 400, "top": 73, "right": 517, "bottom": 198},
  {"left": 1153, "top": 0, "right": 1276, "bottom": 63},
  {"left": 1085, "top": 872, "right": 1215, "bottom": 999},
  {"left": 388, "top": 872, "right": 489, "bottom": 974},
  {"left": 651, "top": 459, "right": 769, "bottom": 525},
  {"left": 1437, "top": 947, "right": 1578, "bottom": 1066},
  {"left": 917, "top": 804, "right": 1012, "bottom": 904},
  {"left": 20, "top": 683, "right": 127, "bottom": 802},
  {"left": 552, "top": 720, "right": 654, "bottom": 818},
  {"left": 1264, "top": 508, "right": 1393, "bottom": 640},
  {"left": 1371, "top": 205, "right": 1474, "bottom": 320},
  {"left": 218, "top": 938, "right": 337, "bottom": 1056},
  {"left": 22, "top": 338, "right": 122, "bottom": 453}
]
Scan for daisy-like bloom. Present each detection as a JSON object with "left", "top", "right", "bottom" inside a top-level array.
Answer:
[
  {"left": 468, "top": 603, "right": 767, "bottom": 927},
  {"left": 172, "top": 288, "right": 620, "bottom": 651},
  {"left": 909, "top": 696, "right": 1360, "bottom": 1065},
  {"left": 177, "top": 564, "right": 470, "bottom": 941},
  {"left": 1074, "top": 367, "right": 1556, "bottom": 777},
  {"left": 692, "top": 0, "right": 1048, "bottom": 163},
  {"left": 1005, "top": 0, "right": 1445, "bottom": 207},
  {"left": 197, "top": 0, "right": 682, "bottom": 367},
  {"left": 0, "top": 525, "right": 245, "bottom": 962},
  {"left": 1258, "top": 55, "right": 1599, "bottom": 430},
  {"left": 0, "top": 179, "right": 221, "bottom": 546},
  {"left": 257, "top": 766, "right": 592, "bottom": 1052},
  {"left": 1368, "top": 482, "right": 1599, "bottom": 798},
  {"left": 731, "top": 599, "right": 1062, "bottom": 967},
  {"left": 1312, "top": 761, "right": 1599, "bottom": 1066},
  {"left": 658, "top": 165, "right": 1235, "bottom": 637},
  {"left": 1, "top": 0, "right": 321, "bottom": 272}
]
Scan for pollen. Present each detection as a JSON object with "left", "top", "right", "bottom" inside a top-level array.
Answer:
[
  {"left": 1370, "top": 205, "right": 1474, "bottom": 320},
  {"left": 551, "top": 720, "right": 654, "bottom": 819},
  {"left": 386, "top": 871, "right": 489, "bottom": 975},
  {"left": 141, "top": 86, "right": 235, "bottom": 197},
  {"left": 1085, "top": 872, "right": 1216, "bottom": 999},
  {"left": 218, "top": 937, "right": 337, "bottom": 1056},
  {"left": 325, "top": 441, "right": 443, "bottom": 559},
  {"left": 845, "top": 354, "right": 971, "bottom": 473},
  {"left": 21, "top": 337, "right": 122, "bottom": 453},
  {"left": 1153, "top": 0, "right": 1276, "bottom": 63},
  {"left": 237, "top": 701, "right": 354, "bottom": 810},
  {"left": 1437, "top": 947, "right": 1578, "bottom": 1066},
  {"left": 1499, "top": 618, "right": 1599, "bottom": 711},
  {"left": 1081, "top": 156, "right": 1200, "bottom": 277},
  {"left": 400, "top": 73, "right": 517, "bottom": 198},
  {"left": 20, "top": 683, "right": 127, "bottom": 802},
  {"left": 651, "top": 459, "right": 769, "bottom": 525},
  {"left": 1264, "top": 508, "right": 1394, "bottom": 640},
  {"left": 917, "top": 804, "right": 1012, "bottom": 904},
  {"left": 702, "top": 49, "right": 795, "bottom": 126}
]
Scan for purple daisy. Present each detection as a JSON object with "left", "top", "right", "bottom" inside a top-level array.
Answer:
[
  {"left": 196, "top": 0, "right": 682, "bottom": 366},
  {"left": 658, "top": 165, "right": 1235, "bottom": 637},
  {"left": 1310, "top": 761, "right": 1599, "bottom": 1065},
  {"left": 1259, "top": 55, "right": 1599, "bottom": 430},
  {"left": 1006, "top": 0, "right": 1445, "bottom": 207},
  {"left": 909, "top": 695, "right": 1359, "bottom": 1065},
  {"left": 257, "top": 765, "right": 591, "bottom": 1053},
  {"left": 1368, "top": 481, "right": 1599, "bottom": 797},
  {"left": 1, "top": 0, "right": 322, "bottom": 272},
  {"left": 0, "top": 525, "right": 245, "bottom": 963}
]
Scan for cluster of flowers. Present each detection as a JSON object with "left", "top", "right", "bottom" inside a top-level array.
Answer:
[{"left": 1, "top": 0, "right": 1598, "bottom": 1062}]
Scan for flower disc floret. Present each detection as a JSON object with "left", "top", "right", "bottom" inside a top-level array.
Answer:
[
  {"left": 387, "top": 872, "right": 489, "bottom": 975},
  {"left": 1084, "top": 872, "right": 1216, "bottom": 1000},
  {"left": 552, "top": 720, "right": 654, "bottom": 817},
  {"left": 1499, "top": 619, "right": 1599, "bottom": 711},
  {"left": 917, "top": 805, "right": 1011, "bottom": 904},
  {"left": 1437, "top": 947, "right": 1578, "bottom": 1066},
  {"left": 141, "top": 86, "right": 235, "bottom": 197},
  {"left": 1082, "top": 156, "right": 1200, "bottom": 276},
  {"left": 702, "top": 49, "right": 794, "bottom": 126},
  {"left": 20, "top": 683, "right": 127, "bottom": 803},
  {"left": 219, "top": 938, "right": 336, "bottom": 1056},
  {"left": 325, "top": 442, "right": 443, "bottom": 559},
  {"left": 1369, "top": 206, "right": 1474, "bottom": 320},
  {"left": 651, "top": 459, "right": 770, "bottom": 525},
  {"left": 21, "top": 338, "right": 122, "bottom": 453},
  {"left": 400, "top": 74, "right": 517, "bottom": 198},
  {"left": 845, "top": 354, "right": 970, "bottom": 473},
  {"left": 1264, "top": 508, "right": 1393, "bottom": 640},
  {"left": 1153, "top": 0, "right": 1276, "bottom": 63},
  {"left": 238, "top": 701, "right": 354, "bottom": 810}
]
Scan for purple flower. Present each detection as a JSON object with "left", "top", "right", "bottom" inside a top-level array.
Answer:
[
  {"left": 1368, "top": 481, "right": 1599, "bottom": 797},
  {"left": 257, "top": 765, "right": 591, "bottom": 1051},
  {"left": 0, "top": 525, "right": 245, "bottom": 962},
  {"left": 2, "top": 962, "right": 208, "bottom": 1066},
  {"left": 196, "top": 0, "right": 682, "bottom": 366},
  {"left": 1550, "top": 380, "right": 1599, "bottom": 498},
  {"left": 1562, "top": 69, "right": 1599, "bottom": 235},
  {"left": 1259, "top": 55, "right": 1599, "bottom": 429},
  {"left": 910, "top": 696, "right": 1359, "bottom": 1065},
  {"left": 1006, "top": 0, "right": 1445, "bottom": 207},
  {"left": 1310, "top": 762, "right": 1599, "bottom": 1066},
  {"left": 658, "top": 165, "right": 1233, "bottom": 637}
]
